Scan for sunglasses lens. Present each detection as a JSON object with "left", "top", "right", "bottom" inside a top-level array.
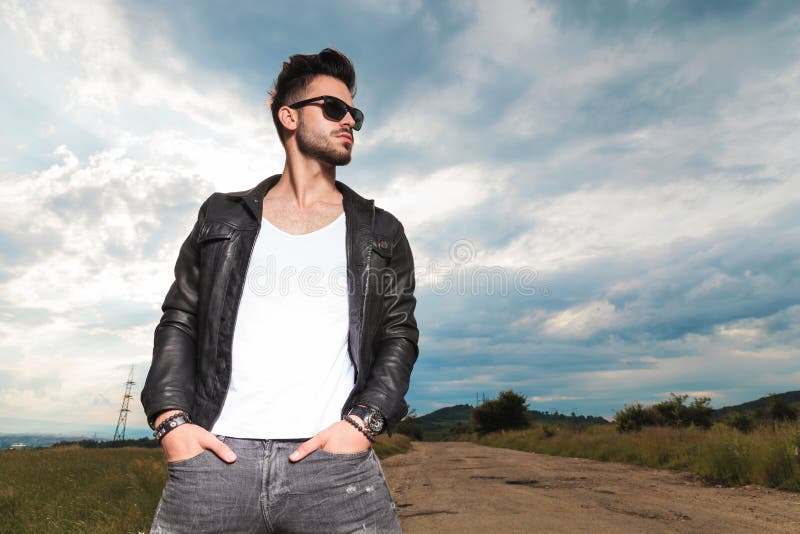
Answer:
[
  {"left": 323, "top": 98, "right": 364, "bottom": 131},
  {"left": 351, "top": 109, "right": 364, "bottom": 131},
  {"left": 323, "top": 99, "right": 347, "bottom": 121}
]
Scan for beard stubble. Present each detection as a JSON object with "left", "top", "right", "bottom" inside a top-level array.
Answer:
[{"left": 296, "top": 114, "right": 352, "bottom": 166}]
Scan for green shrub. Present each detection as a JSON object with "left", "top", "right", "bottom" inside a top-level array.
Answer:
[
  {"left": 448, "top": 421, "right": 472, "bottom": 436},
  {"left": 698, "top": 440, "right": 751, "bottom": 485},
  {"left": 541, "top": 425, "right": 556, "bottom": 438},
  {"left": 471, "top": 390, "right": 531, "bottom": 435},
  {"left": 393, "top": 415, "right": 423, "bottom": 441},
  {"left": 755, "top": 443, "right": 798, "bottom": 490},
  {"left": 616, "top": 394, "right": 712, "bottom": 432},
  {"left": 726, "top": 412, "right": 756, "bottom": 433},
  {"left": 615, "top": 402, "right": 662, "bottom": 432}
]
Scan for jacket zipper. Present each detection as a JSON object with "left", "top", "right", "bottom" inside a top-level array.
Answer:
[
  {"left": 342, "top": 201, "right": 375, "bottom": 418},
  {"left": 209, "top": 212, "right": 261, "bottom": 429}
]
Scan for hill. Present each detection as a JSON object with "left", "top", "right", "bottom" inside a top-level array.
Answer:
[{"left": 712, "top": 390, "right": 800, "bottom": 420}]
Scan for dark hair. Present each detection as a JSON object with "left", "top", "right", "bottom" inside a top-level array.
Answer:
[{"left": 268, "top": 48, "right": 357, "bottom": 144}]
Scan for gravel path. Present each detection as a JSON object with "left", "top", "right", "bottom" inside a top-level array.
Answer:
[{"left": 380, "top": 441, "right": 800, "bottom": 533}]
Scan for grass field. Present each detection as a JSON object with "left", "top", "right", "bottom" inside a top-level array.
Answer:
[
  {"left": 466, "top": 420, "right": 800, "bottom": 491},
  {"left": 0, "top": 434, "right": 411, "bottom": 534}
]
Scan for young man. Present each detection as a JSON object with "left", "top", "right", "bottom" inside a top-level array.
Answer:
[{"left": 141, "top": 48, "right": 419, "bottom": 533}]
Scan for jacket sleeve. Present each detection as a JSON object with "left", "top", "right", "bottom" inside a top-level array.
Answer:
[
  {"left": 140, "top": 197, "right": 209, "bottom": 429},
  {"left": 351, "top": 221, "right": 420, "bottom": 435}
]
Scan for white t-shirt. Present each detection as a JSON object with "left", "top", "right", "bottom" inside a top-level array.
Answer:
[{"left": 210, "top": 211, "right": 355, "bottom": 439}]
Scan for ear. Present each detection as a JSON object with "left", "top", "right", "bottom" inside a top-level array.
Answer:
[{"left": 278, "top": 106, "right": 299, "bottom": 134}]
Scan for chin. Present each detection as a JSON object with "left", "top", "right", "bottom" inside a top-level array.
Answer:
[{"left": 331, "top": 148, "right": 352, "bottom": 166}]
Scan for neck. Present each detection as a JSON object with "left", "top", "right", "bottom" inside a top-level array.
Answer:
[{"left": 274, "top": 153, "right": 338, "bottom": 209}]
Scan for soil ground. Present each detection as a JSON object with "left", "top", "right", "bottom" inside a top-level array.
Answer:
[{"left": 380, "top": 441, "right": 800, "bottom": 533}]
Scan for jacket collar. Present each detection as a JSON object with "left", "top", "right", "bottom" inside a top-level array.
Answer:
[{"left": 224, "top": 173, "right": 375, "bottom": 222}]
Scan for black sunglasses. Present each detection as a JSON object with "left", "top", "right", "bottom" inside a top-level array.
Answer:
[{"left": 288, "top": 95, "right": 364, "bottom": 131}]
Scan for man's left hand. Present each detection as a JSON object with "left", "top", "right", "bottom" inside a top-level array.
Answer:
[{"left": 289, "top": 417, "right": 371, "bottom": 462}]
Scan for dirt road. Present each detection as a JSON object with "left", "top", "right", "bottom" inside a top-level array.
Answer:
[{"left": 379, "top": 441, "right": 800, "bottom": 533}]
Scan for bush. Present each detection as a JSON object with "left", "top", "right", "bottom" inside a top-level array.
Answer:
[
  {"left": 699, "top": 440, "right": 752, "bottom": 486},
  {"left": 616, "top": 394, "right": 713, "bottom": 432},
  {"left": 393, "top": 414, "right": 423, "bottom": 441},
  {"left": 726, "top": 412, "right": 756, "bottom": 434},
  {"left": 755, "top": 442, "right": 798, "bottom": 491},
  {"left": 448, "top": 421, "right": 472, "bottom": 436},
  {"left": 471, "top": 390, "right": 531, "bottom": 435},
  {"left": 615, "top": 402, "right": 663, "bottom": 432}
]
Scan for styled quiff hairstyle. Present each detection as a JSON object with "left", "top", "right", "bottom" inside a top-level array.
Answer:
[{"left": 268, "top": 48, "right": 357, "bottom": 144}]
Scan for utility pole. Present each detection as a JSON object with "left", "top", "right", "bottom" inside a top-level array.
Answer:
[{"left": 113, "top": 366, "right": 135, "bottom": 442}]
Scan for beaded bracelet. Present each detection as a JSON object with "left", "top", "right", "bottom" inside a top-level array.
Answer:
[{"left": 343, "top": 414, "right": 376, "bottom": 443}]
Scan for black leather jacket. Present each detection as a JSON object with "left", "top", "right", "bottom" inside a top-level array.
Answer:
[{"left": 141, "top": 174, "right": 420, "bottom": 436}]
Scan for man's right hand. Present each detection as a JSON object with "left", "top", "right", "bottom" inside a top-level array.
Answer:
[{"left": 155, "top": 410, "right": 237, "bottom": 463}]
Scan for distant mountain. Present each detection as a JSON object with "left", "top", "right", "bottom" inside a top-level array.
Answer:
[
  {"left": 0, "top": 434, "right": 98, "bottom": 450},
  {"left": 414, "top": 404, "right": 473, "bottom": 440},
  {"left": 0, "top": 433, "right": 161, "bottom": 450},
  {"left": 0, "top": 417, "right": 153, "bottom": 439},
  {"left": 414, "top": 404, "right": 609, "bottom": 440},
  {"left": 417, "top": 404, "right": 473, "bottom": 424},
  {"left": 0, "top": 416, "right": 152, "bottom": 447},
  {"left": 712, "top": 390, "right": 800, "bottom": 420}
]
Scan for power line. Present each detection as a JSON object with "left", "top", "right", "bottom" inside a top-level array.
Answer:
[{"left": 113, "top": 365, "right": 135, "bottom": 442}]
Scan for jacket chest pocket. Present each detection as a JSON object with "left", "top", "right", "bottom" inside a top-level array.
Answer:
[
  {"left": 370, "top": 234, "right": 394, "bottom": 266},
  {"left": 197, "top": 220, "right": 238, "bottom": 269},
  {"left": 368, "top": 233, "right": 395, "bottom": 299}
]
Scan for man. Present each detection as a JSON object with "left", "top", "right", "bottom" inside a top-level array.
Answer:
[{"left": 141, "top": 48, "right": 419, "bottom": 533}]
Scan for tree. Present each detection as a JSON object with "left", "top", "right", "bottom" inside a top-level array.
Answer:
[{"left": 470, "top": 390, "right": 531, "bottom": 435}]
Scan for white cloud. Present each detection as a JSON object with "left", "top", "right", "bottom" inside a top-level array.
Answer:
[
  {"left": 528, "top": 395, "right": 584, "bottom": 403},
  {"left": 536, "top": 300, "right": 619, "bottom": 340},
  {"left": 1, "top": 0, "right": 282, "bottom": 187},
  {"left": 3, "top": 0, "right": 800, "bottom": 427},
  {"left": 481, "top": 174, "right": 799, "bottom": 272},
  {"left": 0, "top": 0, "right": 285, "bottom": 428},
  {"left": 367, "top": 163, "right": 510, "bottom": 233}
]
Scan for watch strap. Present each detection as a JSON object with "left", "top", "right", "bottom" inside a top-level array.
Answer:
[{"left": 346, "top": 405, "right": 385, "bottom": 435}]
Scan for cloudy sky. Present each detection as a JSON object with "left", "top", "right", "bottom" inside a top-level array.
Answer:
[{"left": 1, "top": 0, "right": 799, "bottom": 435}]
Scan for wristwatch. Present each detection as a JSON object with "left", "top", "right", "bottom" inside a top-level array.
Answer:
[{"left": 346, "top": 405, "right": 385, "bottom": 435}]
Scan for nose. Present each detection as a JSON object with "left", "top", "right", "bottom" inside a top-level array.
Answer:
[{"left": 339, "top": 111, "right": 355, "bottom": 129}]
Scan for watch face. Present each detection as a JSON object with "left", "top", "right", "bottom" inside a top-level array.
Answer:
[{"left": 367, "top": 412, "right": 384, "bottom": 433}]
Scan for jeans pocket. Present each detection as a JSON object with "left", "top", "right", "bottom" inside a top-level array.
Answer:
[
  {"left": 314, "top": 446, "right": 372, "bottom": 459},
  {"left": 167, "top": 448, "right": 209, "bottom": 467}
]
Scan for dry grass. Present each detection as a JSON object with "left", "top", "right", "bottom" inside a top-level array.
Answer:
[
  {"left": 0, "top": 446, "right": 165, "bottom": 533},
  {"left": 0, "top": 435, "right": 412, "bottom": 533},
  {"left": 471, "top": 421, "right": 800, "bottom": 491}
]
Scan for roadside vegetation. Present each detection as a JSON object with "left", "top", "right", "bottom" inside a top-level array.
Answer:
[
  {"left": 438, "top": 390, "right": 800, "bottom": 492},
  {"left": 0, "top": 433, "right": 411, "bottom": 533}
]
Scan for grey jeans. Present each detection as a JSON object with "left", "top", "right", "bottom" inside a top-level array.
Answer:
[{"left": 150, "top": 435, "right": 402, "bottom": 533}]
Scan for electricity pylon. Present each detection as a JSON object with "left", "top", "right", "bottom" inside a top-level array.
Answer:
[{"left": 113, "top": 365, "right": 135, "bottom": 441}]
